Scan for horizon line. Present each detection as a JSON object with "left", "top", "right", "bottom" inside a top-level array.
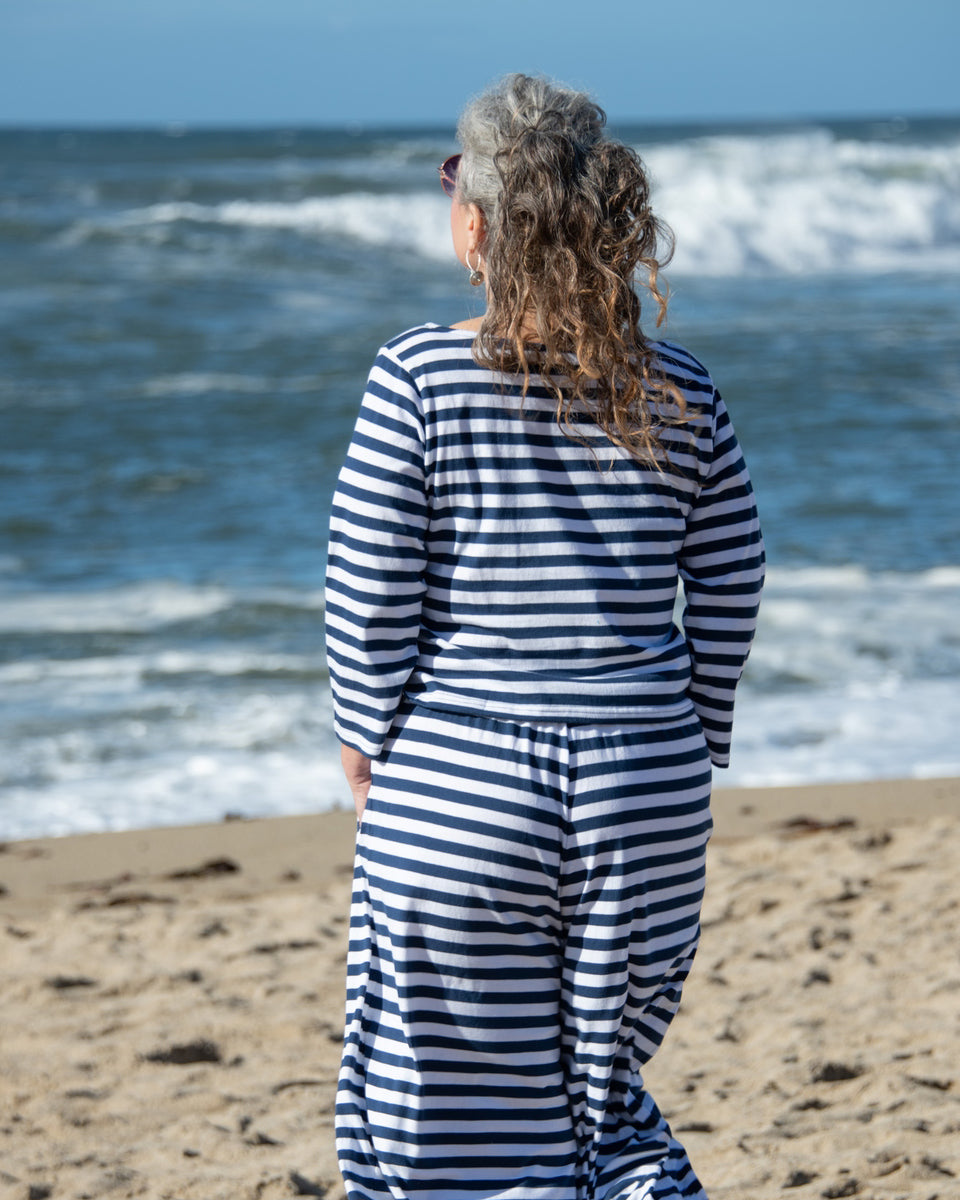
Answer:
[{"left": 1, "top": 109, "right": 959, "bottom": 134}]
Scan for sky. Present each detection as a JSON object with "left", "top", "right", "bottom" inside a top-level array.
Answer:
[{"left": 1, "top": 0, "right": 957, "bottom": 128}]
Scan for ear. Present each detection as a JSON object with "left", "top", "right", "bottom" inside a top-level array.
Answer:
[{"left": 464, "top": 203, "right": 487, "bottom": 255}]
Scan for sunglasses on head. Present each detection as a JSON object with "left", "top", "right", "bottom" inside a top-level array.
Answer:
[{"left": 438, "top": 153, "right": 461, "bottom": 197}]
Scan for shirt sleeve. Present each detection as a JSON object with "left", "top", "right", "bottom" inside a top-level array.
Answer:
[
  {"left": 324, "top": 348, "right": 428, "bottom": 758},
  {"left": 679, "top": 389, "right": 764, "bottom": 767}
]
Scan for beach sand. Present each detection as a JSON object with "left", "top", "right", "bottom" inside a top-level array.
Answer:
[{"left": 2, "top": 778, "right": 958, "bottom": 1200}]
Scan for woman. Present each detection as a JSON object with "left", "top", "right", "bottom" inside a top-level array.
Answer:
[{"left": 325, "top": 74, "right": 763, "bottom": 1200}]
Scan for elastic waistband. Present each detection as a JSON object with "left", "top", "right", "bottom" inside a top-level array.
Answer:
[{"left": 398, "top": 696, "right": 700, "bottom": 738}]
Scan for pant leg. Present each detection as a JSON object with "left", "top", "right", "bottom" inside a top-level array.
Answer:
[
  {"left": 561, "top": 716, "right": 713, "bottom": 1200},
  {"left": 335, "top": 705, "right": 714, "bottom": 1200},
  {"left": 336, "top": 704, "right": 578, "bottom": 1200}
]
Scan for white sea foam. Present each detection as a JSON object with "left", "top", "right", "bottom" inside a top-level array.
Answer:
[
  {"left": 1, "top": 565, "right": 958, "bottom": 837},
  {"left": 65, "top": 194, "right": 453, "bottom": 263},
  {"left": 0, "top": 581, "right": 233, "bottom": 633},
  {"left": 718, "top": 565, "right": 960, "bottom": 786},
  {"left": 61, "top": 128, "right": 960, "bottom": 277},
  {"left": 641, "top": 128, "right": 960, "bottom": 275},
  {"left": 725, "top": 677, "right": 960, "bottom": 788},
  {"left": 0, "top": 581, "right": 325, "bottom": 635},
  {"left": 0, "top": 685, "right": 347, "bottom": 839},
  {"left": 0, "top": 749, "right": 350, "bottom": 840},
  {"left": 141, "top": 371, "right": 327, "bottom": 398},
  {"left": 0, "top": 649, "right": 325, "bottom": 687},
  {"left": 743, "top": 566, "right": 960, "bottom": 694},
  {"left": 142, "top": 372, "right": 271, "bottom": 396}
]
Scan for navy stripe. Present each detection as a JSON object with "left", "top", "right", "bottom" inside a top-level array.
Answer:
[
  {"left": 325, "top": 324, "right": 762, "bottom": 766},
  {"left": 335, "top": 705, "right": 713, "bottom": 1198}
]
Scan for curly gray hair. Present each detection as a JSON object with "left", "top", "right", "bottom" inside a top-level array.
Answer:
[
  {"left": 449, "top": 73, "right": 683, "bottom": 468},
  {"left": 455, "top": 73, "right": 606, "bottom": 231}
]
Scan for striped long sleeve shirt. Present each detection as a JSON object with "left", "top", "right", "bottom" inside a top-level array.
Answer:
[{"left": 325, "top": 324, "right": 764, "bottom": 766}]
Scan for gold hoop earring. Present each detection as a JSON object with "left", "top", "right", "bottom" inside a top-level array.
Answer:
[{"left": 466, "top": 249, "right": 484, "bottom": 286}]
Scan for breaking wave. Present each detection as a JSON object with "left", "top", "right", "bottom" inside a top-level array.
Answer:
[{"left": 60, "top": 127, "right": 960, "bottom": 276}]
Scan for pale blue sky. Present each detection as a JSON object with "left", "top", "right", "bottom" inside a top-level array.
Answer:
[{"left": 1, "top": 0, "right": 957, "bottom": 127}]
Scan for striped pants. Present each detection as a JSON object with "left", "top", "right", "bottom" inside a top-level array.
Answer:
[{"left": 336, "top": 704, "right": 713, "bottom": 1200}]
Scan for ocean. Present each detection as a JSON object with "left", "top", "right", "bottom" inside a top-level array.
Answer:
[{"left": 2, "top": 116, "right": 959, "bottom": 838}]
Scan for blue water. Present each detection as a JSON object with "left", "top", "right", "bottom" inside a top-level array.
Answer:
[{"left": 2, "top": 119, "right": 959, "bottom": 836}]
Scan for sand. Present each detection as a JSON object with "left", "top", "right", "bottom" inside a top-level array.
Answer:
[{"left": 2, "top": 778, "right": 959, "bottom": 1200}]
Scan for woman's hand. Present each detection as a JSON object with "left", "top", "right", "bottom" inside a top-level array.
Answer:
[{"left": 341, "top": 744, "right": 373, "bottom": 821}]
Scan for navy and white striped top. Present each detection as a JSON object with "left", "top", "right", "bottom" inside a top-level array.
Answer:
[{"left": 325, "top": 324, "right": 764, "bottom": 766}]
